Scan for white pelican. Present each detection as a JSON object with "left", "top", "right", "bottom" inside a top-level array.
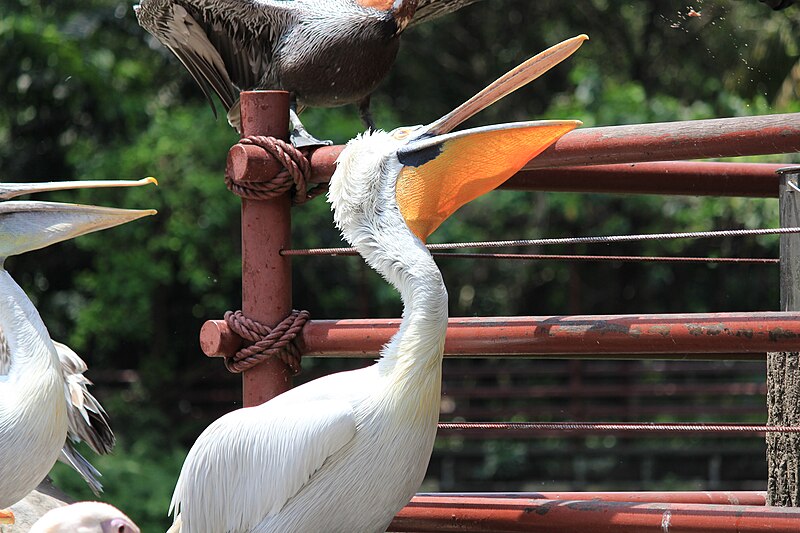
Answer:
[
  {"left": 0, "top": 179, "right": 156, "bottom": 524},
  {"left": 30, "top": 501, "right": 140, "bottom": 533},
  {"left": 168, "top": 35, "right": 586, "bottom": 533}
]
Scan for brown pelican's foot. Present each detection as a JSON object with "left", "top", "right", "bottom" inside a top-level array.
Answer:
[
  {"left": 0, "top": 509, "right": 14, "bottom": 525},
  {"left": 358, "top": 96, "right": 377, "bottom": 132},
  {"left": 289, "top": 109, "right": 333, "bottom": 149}
]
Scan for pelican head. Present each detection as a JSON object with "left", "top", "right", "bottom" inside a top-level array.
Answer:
[
  {"left": 29, "top": 501, "right": 140, "bottom": 533},
  {"left": 0, "top": 178, "right": 157, "bottom": 261},
  {"left": 330, "top": 35, "right": 587, "bottom": 247}
]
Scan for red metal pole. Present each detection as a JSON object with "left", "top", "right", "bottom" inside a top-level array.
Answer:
[
  {"left": 390, "top": 495, "right": 800, "bottom": 532},
  {"left": 201, "top": 312, "right": 800, "bottom": 360},
  {"left": 238, "top": 91, "right": 293, "bottom": 407}
]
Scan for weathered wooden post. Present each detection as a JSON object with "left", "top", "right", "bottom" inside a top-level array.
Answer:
[{"left": 768, "top": 165, "right": 800, "bottom": 506}]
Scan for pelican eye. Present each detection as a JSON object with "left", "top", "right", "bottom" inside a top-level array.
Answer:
[{"left": 392, "top": 128, "right": 412, "bottom": 140}]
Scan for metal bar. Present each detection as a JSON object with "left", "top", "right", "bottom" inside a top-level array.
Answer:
[
  {"left": 200, "top": 312, "right": 800, "bottom": 359},
  {"left": 282, "top": 247, "right": 779, "bottom": 263},
  {"left": 240, "top": 114, "right": 800, "bottom": 193},
  {"left": 238, "top": 91, "right": 293, "bottom": 407},
  {"left": 436, "top": 422, "right": 798, "bottom": 437},
  {"left": 441, "top": 383, "right": 766, "bottom": 399},
  {"left": 524, "top": 113, "right": 800, "bottom": 169},
  {"left": 283, "top": 226, "right": 799, "bottom": 256},
  {"left": 442, "top": 405, "right": 767, "bottom": 419},
  {"left": 422, "top": 252, "right": 777, "bottom": 264},
  {"left": 412, "top": 491, "right": 768, "bottom": 506},
  {"left": 390, "top": 495, "right": 800, "bottom": 532},
  {"left": 504, "top": 161, "right": 785, "bottom": 197}
]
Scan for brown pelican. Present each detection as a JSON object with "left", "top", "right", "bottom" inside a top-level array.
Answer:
[
  {"left": 167, "top": 35, "right": 586, "bottom": 533},
  {"left": 0, "top": 179, "right": 156, "bottom": 525},
  {"left": 30, "top": 501, "right": 140, "bottom": 533},
  {"left": 134, "top": 0, "right": 484, "bottom": 144}
]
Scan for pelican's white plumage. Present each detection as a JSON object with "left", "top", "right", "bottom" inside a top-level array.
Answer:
[
  {"left": 168, "top": 35, "right": 587, "bottom": 533},
  {"left": 170, "top": 129, "right": 447, "bottom": 533},
  {"left": 0, "top": 180, "right": 156, "bottom": 513},
  {"left": 0, "top": 260, "right": 67, "bottom": 509},
  {"left": 30, "top": 501, "right": 140, "bottom": 533}
]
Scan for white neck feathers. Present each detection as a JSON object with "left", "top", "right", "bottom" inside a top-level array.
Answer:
[{"left": 329, "top": 131, "right": 448, "bottom": 378}]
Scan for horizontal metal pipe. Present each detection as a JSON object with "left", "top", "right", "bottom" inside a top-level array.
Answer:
[
  {"left": 442, "top": 382, "right": 766, "bottom": 399},
  {"left": 412, "top": 491, "right": 767, "bottom": 506},
  {"left": 390, "top": 495, "right": 800, "bottom": 532},
  {"left": 229, "top": 114, "right": 800, "bottom": 197},
  {"left": 200, "top": 312, "right": 800, "bottom": 359},
  {"left": 507, "top": 161, "right": 785, "bottom": 197},
  {"left": 524, "top": 113, "right": 800, "bottom": 169},
  {"left": 435, "top": 422, "right": 793, "bottom": 438}
]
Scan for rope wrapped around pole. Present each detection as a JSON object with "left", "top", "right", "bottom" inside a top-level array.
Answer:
[
  {"left": 223, "top": 309, "right": 310, "bottom": 374},
  {"left": 224, "top": 136, "right": 327, "bottom": 204}
]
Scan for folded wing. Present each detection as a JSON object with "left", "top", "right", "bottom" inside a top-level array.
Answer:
[
  {"left": 55, "top": 341, "right": 115, "bottom": 495},
  {"left": 170, "top": 399, "right": 356, "bottom": 532},
  {"left": 135, "top": 0, "right": 298, "bottom": 114}
]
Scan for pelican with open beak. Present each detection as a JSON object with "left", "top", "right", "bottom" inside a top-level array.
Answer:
[
  {"left": 0, "top": 179, "right": 156, "bottom": 524},
  {"left": 168, "top": 34, "right": 586, "bottom": 533}
]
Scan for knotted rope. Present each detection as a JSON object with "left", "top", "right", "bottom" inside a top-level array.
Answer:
[
  {"left": 223, "top": 309, "right": 310, "bottom": 374},
  {"left": 225, "top": 136, "right": 327, "bottom": 204}
]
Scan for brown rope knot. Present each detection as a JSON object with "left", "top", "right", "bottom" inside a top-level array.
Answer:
[
  {"left": 225, "top": 136, "right": 327, "bottom": 204},
  {"left": 223, "top": 309, "right": 310, "bottom": 374}
]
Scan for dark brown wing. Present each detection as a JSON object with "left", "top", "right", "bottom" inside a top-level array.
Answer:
[
  {"left": 135, "top": 0, "right": 298, "bottom": 114},
  {"left": 410, "top": 0, "right": 484, "bottom": 26}
]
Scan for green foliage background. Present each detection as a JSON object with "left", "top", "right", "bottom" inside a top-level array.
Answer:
[{"left": 0, "top": 0, "right": 798, "bottom": 529}]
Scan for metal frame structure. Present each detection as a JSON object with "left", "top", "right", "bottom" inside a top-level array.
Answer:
[{"left": 206, "top": 90, "right": 800, "bottom": 531}]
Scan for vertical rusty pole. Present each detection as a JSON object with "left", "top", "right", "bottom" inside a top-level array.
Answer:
[
  {"left": 239, "top": 90, "right": 293, "bottom": 407},
  {"left": 768, "top": 166, "right": 800, "bottom": 506}
]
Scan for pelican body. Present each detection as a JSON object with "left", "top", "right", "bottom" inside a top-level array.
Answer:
[
  {"left": 0, "top": 179, "right": 156, "bottom": 515},
  {"left": 134, "top": 0, "right": 483, "bottom": 132},
  {"left": 168, "top": 36, "right": 586, "bottom": 533},
  {"left": 0, "top": 261, "right": 67, "bottom": 508}
]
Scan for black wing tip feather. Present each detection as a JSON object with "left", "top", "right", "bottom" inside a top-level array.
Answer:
[
  {"left": 411, "top": 0, "right": 484, "bottom": 26},
  {"left": 86, "top": 408, "right": 116, "bottom": 455},
  {"left": 61, "top": 445, "right": 104, "bottom": 497}
]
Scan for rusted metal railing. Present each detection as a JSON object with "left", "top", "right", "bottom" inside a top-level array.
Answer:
[
  {"left": 214, "top": 91, "right": 800, "bottom": 532},
  {"left": 202, "top": 312, "right": 800, "bottom": 360},
  {"left": 227, "top": 112, "right": 800, "bottom": 195},
  {"left": 389, "top": 493, "right": 800, "bottom": 532}
]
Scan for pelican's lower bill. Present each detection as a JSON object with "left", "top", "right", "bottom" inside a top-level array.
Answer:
[{"left": 0, "top": 509, "right": 14, "bottom": 525}]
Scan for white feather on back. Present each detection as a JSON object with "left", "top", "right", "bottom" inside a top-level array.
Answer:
[{"left": 170, "top": 399, "right": 356, "bottom": 533}]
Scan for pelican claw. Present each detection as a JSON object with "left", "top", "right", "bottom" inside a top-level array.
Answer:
[{"left": 289, "top": 109, "right": 333, "bottom": 149}]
